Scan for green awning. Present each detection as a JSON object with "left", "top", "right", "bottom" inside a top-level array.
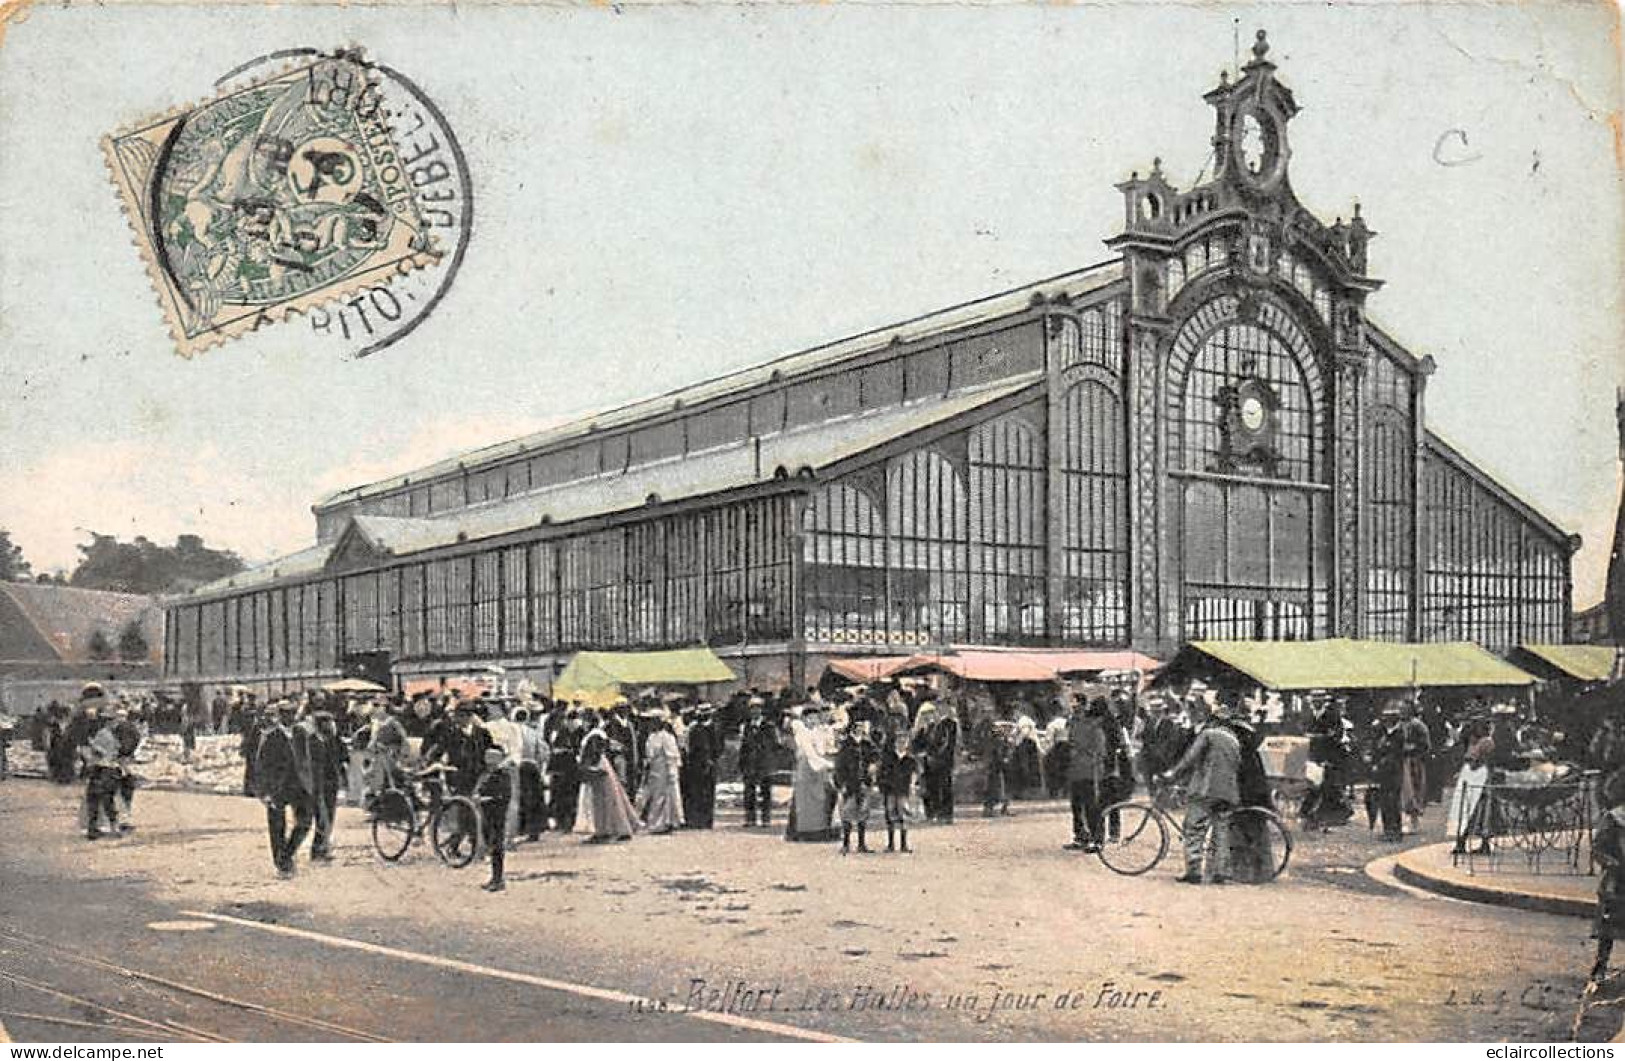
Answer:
[
  {"left": 554, "top": 648, "right": 737, "bottom": 706},
  {"left": 1519, "top": 643, "right": 1620, "bottom": 683},
  {"left": 1182, "top": 639, "right": 1536, "bottom": 691}
]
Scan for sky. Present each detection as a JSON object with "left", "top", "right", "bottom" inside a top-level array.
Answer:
[{"left": 0, "top": 1, "right": 1621, "bottom": 605}]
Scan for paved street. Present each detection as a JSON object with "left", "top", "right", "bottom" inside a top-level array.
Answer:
[{"left": 0, "top": 778, "right": 1611, "bottom": 1042}]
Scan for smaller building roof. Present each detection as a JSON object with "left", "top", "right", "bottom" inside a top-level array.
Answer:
[
  {"left": 1517, "top": 643, "right": 1620, "bottom": 683},
  {"left": 1174, "top": 639, "right": 1535, "bottom": 691},
  {"left": 0, "top": 582, "right": 162, "bottom": 666}
]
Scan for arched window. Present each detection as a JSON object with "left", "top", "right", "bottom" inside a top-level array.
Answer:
[
  {"left": 887, "top": 449, "right": 969, "bottom": 643},
  {"left": 1169, "top": 295, "right": 1329, "bottom": 641},
  {"left": 969, "top": 412, "right": 1045, "bottom": 642},
  {"left": 802, "top": 482, "right": 886, "bottom": 643},
  {"left": 1058, "top": 380, "right": 1128, "bottom": 644}
]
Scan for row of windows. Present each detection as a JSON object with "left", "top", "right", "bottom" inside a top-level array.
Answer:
[
  {"left": 1420, "top": 451, "right": 1567, "bottom": 648},
  {"left": 322, "top": 323, "right": 1047, "bottom": 534},
  {"left": 1364, "top": 353, "right": 1415, "bottom": 640},
  {"left": 170, "top": 498, "right": 796, "bottom": 676},
  {"left": 801, "top": 399, "right": 1129, "bottom": 647}
]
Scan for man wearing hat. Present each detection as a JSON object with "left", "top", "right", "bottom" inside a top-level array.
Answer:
[
  {"left": 547, "top": 709, "right": 584, "bottom": 832},
  {"left": 738, "top": 697, "right": 779, "bottom": 828},
  {"left": 257, "top": 700, "right": 315, "bottom": 877},
  {"left": 680, "top": 704, "right": 720, "bottom": 829},
  {"left": 1371, "top": 703, "right": 1408, "bottom": 841},
  {"left": 77, "top": 684, "right": 124, "bottom": 840},
  {"left": 295, "top": 708, "right": 346, "bottom": 861},
  {"left": 1160, "top": 694, "right": 1241, "bottom": 883}
]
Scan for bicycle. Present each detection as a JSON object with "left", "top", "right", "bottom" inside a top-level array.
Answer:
[
  {"left": 369, "top": 763, "right": 485, "bottom": 869},
  {"left": 1095, "top": 784, "right": 1293, "bottom": 881}
]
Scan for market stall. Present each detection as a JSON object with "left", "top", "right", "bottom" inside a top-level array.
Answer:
[{"left": 553, "top": 647, "right": 737, "bottom": 708}]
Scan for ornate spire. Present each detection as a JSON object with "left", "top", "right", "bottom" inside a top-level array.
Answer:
[{"left": 1251, "top": 28, "right": 1270, "bottom": 64}]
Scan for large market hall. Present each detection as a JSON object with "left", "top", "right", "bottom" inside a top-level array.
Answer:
[{"left": 162, "top": 33, "right": 1576, "bottom": 698}]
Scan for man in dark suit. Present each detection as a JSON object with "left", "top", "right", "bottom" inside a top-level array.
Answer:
[
  {"left": 680, "top": 704, "right": 720, "bottom": 828},
  {"left": 297, "top": 710, "right": 345, "bottom": 862},
  {"left": 738, "top": 698, "right": 779, "bottom": 827},
  {"left": 547, "top": 709, "right": 583, "bottom": 832},
  {"left": 257, "top": 701, "right": 314, "bottom": 878}
]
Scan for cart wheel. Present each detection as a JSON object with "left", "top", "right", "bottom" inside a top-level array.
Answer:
[
  {"left": 433, "top": 795, "right": 483, "bottom": 869},
  {"left": 1096, "top": 801, "right": 1168, "bottom": 876},
  {"left": 370, "top": 788, "right": 416, "bottom": 862},
  {"left": 1226, "top": 806, "right": 1294, "bottom": 881}
]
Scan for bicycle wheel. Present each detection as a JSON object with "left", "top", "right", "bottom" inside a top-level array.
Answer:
[
  {"left": 1222, "top": 806, "right": 1294, "bottom": 882},
  {"left": 1096, "top": 801, "right": 1168, "bottom": 876},
  {"left": 370, "top": 788, "right": 416, "bottom": 862},
  {"left": 433, "top": 795, "right": 483, "bottom": 869}
]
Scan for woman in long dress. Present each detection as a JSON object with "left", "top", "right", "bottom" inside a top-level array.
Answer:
[
  {"left": 637, "top": 713, "right": 684, "bottom": 835},
  {"left": 574, "top": 712, "right": 638, "bottom": 843},
  {"left": 786, "top": 705, "right": 838, "bottom": 841}
]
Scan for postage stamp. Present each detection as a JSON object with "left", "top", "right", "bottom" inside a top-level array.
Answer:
[{"left": 102, "top": 51, "right": 441, "bottom": 357}]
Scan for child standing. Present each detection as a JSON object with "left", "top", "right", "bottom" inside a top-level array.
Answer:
[
  {"left": 879, "top": 722, "right": 917, "bottom": 854},
  {"left": 835, "top": 720, "right": 880, "bottom": 855}
]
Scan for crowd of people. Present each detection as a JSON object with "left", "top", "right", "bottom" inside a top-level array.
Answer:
[{"left": 14, "top": 668, "right": 1611, "bottom": 898}]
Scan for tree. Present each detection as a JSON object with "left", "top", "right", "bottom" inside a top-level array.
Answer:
[
  {"left": 69, "top": 533, "right": 247, "bottom": 595},
  {"left": 0, "top": 530, "right": 31, "bottom": 582},
  {"left": 87, "top": 628, "right": 114, "bottom": 661},
  {"left": 118, "top": 619, "right": 150, "bottom": 662}
]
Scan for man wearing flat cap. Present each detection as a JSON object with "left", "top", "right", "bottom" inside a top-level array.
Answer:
[
  {"left": 258, "top": 700, "right": 314, "bottom": 877},
  {"left": 1160, "top": 693, "right": 1241, "bottom": 883}
]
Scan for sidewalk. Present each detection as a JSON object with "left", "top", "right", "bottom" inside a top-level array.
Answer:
[{"left": 1390, "top": 839, "right": 1597, "bottom": 919}]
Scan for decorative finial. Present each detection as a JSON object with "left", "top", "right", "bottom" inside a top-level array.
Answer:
[
  {"left": 1252, "top": 29, "right": 1269, "bottom": 62},
  {"left": 1130, "top": 170, "right": 1139, "bottom": 181},
  {"left": 1152, "top": 156, "right": 1163, "bottom": 176},
  {"left": 1353, "top": 201, "right": 1363, "bottom": 219},
  {"left": 1219, "top": 69, "right": 1230, "bottom": 86}
]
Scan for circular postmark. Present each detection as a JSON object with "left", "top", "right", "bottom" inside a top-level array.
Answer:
[{"left": 205, "top": 48, "right": 474, "bottom": 359}]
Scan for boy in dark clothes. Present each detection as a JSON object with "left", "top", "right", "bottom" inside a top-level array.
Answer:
[
  {"left": 879, "top": 722, "right": 917, "bottom": 854},
  {"left": 835, "top": 721, "right": 880, "bottom": 855}
]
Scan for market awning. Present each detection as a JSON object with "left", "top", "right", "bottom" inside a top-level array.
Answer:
[
  {"left": 322, "top": 677, "right": 387, "bottom": 693},
  {"left": 1515, "top": 643, "right": 1621, "bottom": 683},
  {"left": 890, "top": 648, "right": 1162, "bottom": 684},
  {"left": 554, "top": 647, "right": 737, "bottom": 707},
  {"left": 402, "top": 677, "right": 490, "bottom": 699},
  {"left": 1166, "top": 639, "right": 1536, "bottom": 691},
  {"left": 825, "top": 656, "right": 917, "bottom": 682}
]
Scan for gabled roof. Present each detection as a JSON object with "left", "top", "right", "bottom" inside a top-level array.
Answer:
[
  {"left": 316, "top": 260, "right": 1124, "bottom": 509},
  {"left": 0, "top": 582, "right": 162, "bottom": 665},
  {"left": 1423, "top": 430, "right": 1573, "bottom": 547},
  {"left": 188, "top": 374, "right": 1042, "bottom": 600}
]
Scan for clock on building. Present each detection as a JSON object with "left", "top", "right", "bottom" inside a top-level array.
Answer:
[
  {"left": 1232, "top": 104, "right": 1287, "bottom": 190},
  {"left": 1216, "top": 376, "right": 1283, "bottom": 476}
]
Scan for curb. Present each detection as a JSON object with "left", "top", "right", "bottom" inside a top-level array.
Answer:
[{"left": 1390, "top": 846, "right": 1595, "bottom": 920}]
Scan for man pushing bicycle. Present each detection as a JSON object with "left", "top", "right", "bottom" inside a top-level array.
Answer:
[{"left": 1158, "top": 692, "right": 1242, "bottom": 885}]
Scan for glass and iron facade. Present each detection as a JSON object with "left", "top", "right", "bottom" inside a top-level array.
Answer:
[{"left": 165, "top": 42, "right": 1575, "bottom": 695}]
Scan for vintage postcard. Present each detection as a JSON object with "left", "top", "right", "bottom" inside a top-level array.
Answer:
[{"left": 1, "top": 0, "right": 1623, "bottom": 1048}]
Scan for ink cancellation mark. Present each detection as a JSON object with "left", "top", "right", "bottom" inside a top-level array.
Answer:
[{"left": 104, "top": 49, "right": 470, "bottom": 358}]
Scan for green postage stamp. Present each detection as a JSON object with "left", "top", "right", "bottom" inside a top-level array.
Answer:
[{"left": 102, "top": 51, "right": 439, "bottom": 357}]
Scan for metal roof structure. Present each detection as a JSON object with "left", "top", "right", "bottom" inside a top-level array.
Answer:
[
  {"left": 191, "top": 373, "right": 1043, "bottom": 600},
  {"left": 315, "top": 261, "right": 1123, "bottom": 510}
]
